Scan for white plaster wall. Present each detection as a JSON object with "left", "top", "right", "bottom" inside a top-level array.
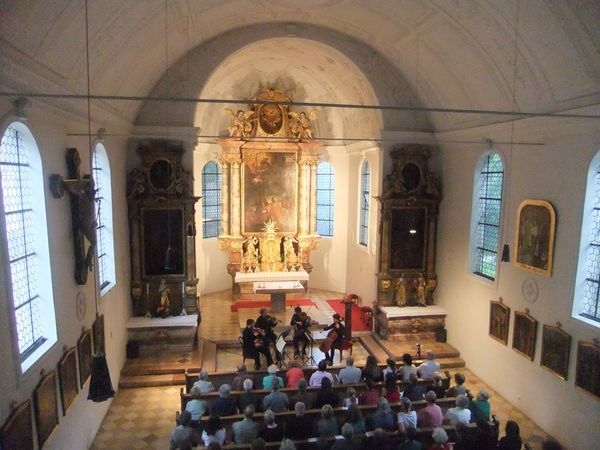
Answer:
[
  {"left": 0, "top": 98, "right": 131, "bottom": 450},
  {"left": 435, "top": 113, "right": 600, "bottom": 450}
]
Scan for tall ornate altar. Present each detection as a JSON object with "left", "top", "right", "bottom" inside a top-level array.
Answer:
[{"left": 217, "top": 89, "right": 321, "bottom": 290}]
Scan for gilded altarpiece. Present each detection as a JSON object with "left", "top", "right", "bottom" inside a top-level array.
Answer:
[{"left": 218, "top": 89, "right": 321, "bottom": 287}]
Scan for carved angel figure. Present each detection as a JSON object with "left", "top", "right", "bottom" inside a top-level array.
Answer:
[
  {"left": 289, "top": 110, "right": 316, "bottom": 140},
  {"left": 225, "top": 108, "right": 255, "bottom": 138}
]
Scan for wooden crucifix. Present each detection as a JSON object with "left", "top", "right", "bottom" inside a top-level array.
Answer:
[{"left": 49, "top": 148, "right": 97, "bottom": 285}]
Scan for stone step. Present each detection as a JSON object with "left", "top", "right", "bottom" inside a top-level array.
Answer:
[
  {"left": 119, "top": 373, "right": 186, "bottom": 389},
  {"left": 358, "top": 335, "right": 391, "bottom": 364},
  {"left": 201, "top": 340, "right": 218, "bottom": 373}
]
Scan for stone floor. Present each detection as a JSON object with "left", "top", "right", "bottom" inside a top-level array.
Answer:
[{"left": 91, "top": 289, "right": 550, "bottom": 449}]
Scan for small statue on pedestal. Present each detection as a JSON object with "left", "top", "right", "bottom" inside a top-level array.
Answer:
[
  {"left": 395, "top": 274, "right": 408, "bottom": 306},
  {"left": 283, "top": 236, "right": 298, "bottom": 271},
  {"left": 417, "top": 274, "right": 427, "bottom": 307}
]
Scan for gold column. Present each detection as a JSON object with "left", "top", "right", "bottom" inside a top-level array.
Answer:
[
  {"left": 231, "top": 160, "right": 242, "bottom": 236},
  {"left": 220, "top": 161, "right": 230, "bottom": 236},
  {"left": 309, "top": 161, "right": 318, "bottom": 235}
]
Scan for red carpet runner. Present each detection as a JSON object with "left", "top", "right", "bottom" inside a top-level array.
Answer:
[
  {"left": 231, "top": 299, "right": 316, "bottom": 312},
  {"left": 326, "top": 299, "right": 371, "bottom": 332}
]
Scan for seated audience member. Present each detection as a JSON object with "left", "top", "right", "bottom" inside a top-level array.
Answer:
[
  {"left": 444, "top": 394, "right": 471, "bottom": 425},
  {"left": 398, "top": 425, "right": 425, "bottom": 450},
  {"left": 497, "top": 420, "right": 522, "bottom": 450},
  {"left": 542, "top": 439, "right": 563, "bottom": 450},
  {"left": 428, "top": 427, "right": 450, "bottom": 449},
  {"left": 417, "top": 391, "right": 443, "bottom": 428},
  {"left": 417, "top": 351, "right": 440, "bottom": 381},
  {"left": 368, "top": 397, "right": 396, "bottom": 432},
  {"left": 263, "top": 365, "right": 284, "bottom": 390},
  {"left": 316, "top": 404, "right": 339, "bottom": 438},
  {"left": 262, "top": 378, "right": 289, "bottom": 413},
  {"left": 170, "top": 410, "right": 196, "bottom": 450},
  {"left": 453, "top": 422, "right": 483, "bottom": 450},
  {"left": 469, "top": 389, "right": 490, "bottom": 423},
  {"left": 238, "top": 378, "right": 261, "bottom": 412},
  {"left": 259, "top": 409, "right": 285, "bottom": 442},
  {"left": 315, "top": 377, "right": 340, "bottom": 408},
  {"left": 184, "top": 390, "right": 207, "bottom": 423},
  {"left": 287, "top": 402, "right": 314, "bottom": 440},
  {"left": 344, "top": 403, "right": 366, "bottom": 434},
  {"left": 399, "top": 353, "right": 418, "bottom": 382},
  {"left": 343, "top": 387, "right": 359, "bottom": 408},
  {"left": 232, "top": 405, "right": 259, "bottom": 444},
  {"left": 362, "top": 355, "right": 383, "bottom": 382},
  {"left": 338, "top": 356, "right": 362, "bottom": 384},
  {"left": 403, "top": 372, "right": 426, "bottom": 402},
  {"left": 332, "top": 423, "right": 361, "bottom": 450},
  {"left": 209, "top": 384, "right": 237, "bottom": 417},
  {"left": 280, "top": 438, "right": 297, "bottom": 450},
  {"left": 397, "top": 397, "right": 417, "bottom": 430},
  {"left": 286, "top": 360, "right": 305, "bottom": 388},
  {"left": 358, "top": 378, "right": 379, "bottom": 406},
  {"left": 190, "top": 370, "right": 215, "bottom": 395},
  {"left": 201, "top": 414, "right": 226, "bottom": 447},
  {"left": 365, "top": 427, "right": 403, "bottom": 450},
  {"left": 290, "top": 378, "right": 314, "bottom": 409},
  {"left": 427, "top": 373, "right": 446, "bottom": 399},
  {"left": 252, "top": 437, "right": 267, "bottom": 450},
  {"left": 310, "top": 359, "right": 335, "bottom": 387},
  {"left": 384, "top": 373, "right": 400, "bottom": 404},
  {"left": 446, "top": 372, "right": 468, "bottom": 397},
  {"left": 231, "top": 364, "right": 254, "bottom": 391},
  {"left": 382, "top": 358, "right": 398, "bottom": 381}
]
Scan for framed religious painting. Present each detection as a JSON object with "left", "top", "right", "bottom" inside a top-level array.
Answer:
[
  {"left": 512, "top": 309, "right": 538, "bottom": 360},
  {"left": 0, "top": 399, "right": 34, "bottom": 450},
  {"left": 33, "top": 370, "right": 59, "bottom": 448},
  {"left": 514, "top": 199, "right": 556, "bottom": 276},
  {"left": 575, "top": 339, "right": 600, "bottom": 399},
  {"left": 77, "top": 328, "right": 93, "bottom": 387},
  {"left": 540, "top": 323, "right": 571, "bottom": 380},
  {"left": 58, "top": 347, "right": 79, "bottom": 415},
  {"left": 489, "top": 299, "right": 510, "bottom": 345}
]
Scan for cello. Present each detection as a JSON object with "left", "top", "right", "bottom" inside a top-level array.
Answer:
[{"left": 319, "top": 329, "right": 338, "bottom": 353}]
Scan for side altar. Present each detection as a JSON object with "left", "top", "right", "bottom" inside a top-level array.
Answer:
[{"left": 216, "top": 89, "right": 322, "bottom": 294}]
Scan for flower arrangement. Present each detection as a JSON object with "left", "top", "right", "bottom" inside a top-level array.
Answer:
[{"left": 155, "top": 305, "right": 170, "bottom": 318}]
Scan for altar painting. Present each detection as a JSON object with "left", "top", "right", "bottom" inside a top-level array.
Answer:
[{"left": 242, "top": 150, "right": 297, "bottom": 234}]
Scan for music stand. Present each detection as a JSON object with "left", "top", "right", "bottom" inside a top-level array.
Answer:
[
  {"left": 275, "top": 328, "right": 292, "bottom": 369},
  {"left": 302, "top": 331, "right": 319, "bottom": 366}
]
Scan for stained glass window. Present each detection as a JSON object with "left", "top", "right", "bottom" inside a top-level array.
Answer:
[
  {"left": 0, "top": 123, "right": 56, "bottom": 371},
  {"left": 316, "top": 162, "right": 335, "bottom": 237},
  {"left": 92, "top": 143, "right": 116, "bottom": 293},
  {"left": 359, "top": 161, "right": 370, "bottom": 246},
  {"left": 202, "top": 161, "right": 221, "bottom": 238},
  {"left": 472, "top": 152, "right": 504, "bottom": 280}
]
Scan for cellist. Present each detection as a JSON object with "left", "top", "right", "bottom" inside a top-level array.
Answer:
[{"left": 322, "top": 313, "right": 346, "bottom": 364}]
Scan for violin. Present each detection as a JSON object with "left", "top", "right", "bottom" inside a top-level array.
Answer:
[{"left": 252, "top": 326, "right": 266, "bottom": 348}]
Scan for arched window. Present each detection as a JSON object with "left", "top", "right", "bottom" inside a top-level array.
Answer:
[
  {"left": 469, "top": 152, "right": 504, "bottom": 280},
  {"left": 0, "top": 123, "right": 57, "bottom": 373},
  {"left": 573, "top": 151, "right": 600, "bottom": 327},
  {"left": 202, "top": 161, "right": 221, "bottom": 238},
  {"left": 359, "top": 160, "right": 370, "bottom": 246},
  {"left": 92, "top": 143, "right": 116, "bottom": 294},
  {"left": 316, "top": 161, "right": 335, "bottom": 237}
]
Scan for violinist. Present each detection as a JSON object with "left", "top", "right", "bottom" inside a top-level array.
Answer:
[
  {"left": 322, "top": 313, "right": 346, "bottom": 364},
  {"left": 255, "top": 308, "right": 278, "bottom": 360},
  {"left": 290, "top": 306, "right": 310, "bottom": 357},
  {"left": 242, "top": 319, "right": 272, "bottom": 369}
]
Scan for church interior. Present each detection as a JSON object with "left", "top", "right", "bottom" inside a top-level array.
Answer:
[{"left": 0, "top": 1, "right": 599, "bottom": 449}]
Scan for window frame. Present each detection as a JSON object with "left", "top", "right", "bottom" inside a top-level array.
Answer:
[
  {"left": 201, "top": 161, "right": 222, "bottom": 239},
  {"left": 468, "top": 151, "right": 506, "bottom": 282},
  {"left": 316, "top": 161, "right": 335, "bottom": 238},
  {"left": 0, "top": 120, "right": 57, "bottom": 375},
  {"left": 358, "top": 160, "right": 370, "bottom": 247}
]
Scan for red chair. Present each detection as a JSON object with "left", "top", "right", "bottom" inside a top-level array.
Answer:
[{"left": 360, "top": 306, "right": 373, "bottom": 328}]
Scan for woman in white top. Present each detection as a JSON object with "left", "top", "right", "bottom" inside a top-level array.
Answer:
[
  {"left": 399, "top": 353, "right": 418, "bottom": 382},
  {"left": 201, "top": 414, "right": 226, "bottom": 446},
  {"left": 343, "top": 387, "right": 359, "bottom": 408},
  {"left": 444, "top": 394, "right": 472, "bottom": 425},
  {"left": 397, "top": 397, "right": 417, "bottom": 429}
]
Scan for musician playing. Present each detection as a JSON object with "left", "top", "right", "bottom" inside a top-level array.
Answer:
[
  {"left": 242, "top": 319, "right": 272, "bottom": 369},
  {"left": 290, "top": 306, "right": 310, "bottom": 357},
  {"left": 255, "top": 308, "right": 279, "bottom": 360},
  {"left": 323, "top": 313, "right": 346, "bottom": 364}
]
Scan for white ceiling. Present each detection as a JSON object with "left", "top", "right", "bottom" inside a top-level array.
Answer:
[{"left": 1, "top": 0, "right": 598, "bottom": 133}]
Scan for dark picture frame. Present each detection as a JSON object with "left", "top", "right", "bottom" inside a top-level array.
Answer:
[
  {"left": 33, "top": 370, "right": 59, "bottom": 448},
  {"left": 489, "top": 299, "right": 510, "bottom": 345},
  {"left": 575, "top": 340, "right": 600, "bottom": 399},
  {"left": 540, "top": 324, "right": 571, "bottom": 380},
  {"left": 514, "top": 199, "right": 556, "bottom": 276},
  {"left": 512, "top": 310, "right": 538, "bottom": 360},
  {"left": 58, "top": 347, "right": 79, "bottom": 415},
  {"left": 0, "top": 399, "right": 34, "bottom": 450},
  {"left": 92, "top": 314, "right": 105, "bottom": 354},
  {"left": 77, "top": 328, "right": 93, "bottom": 387}
]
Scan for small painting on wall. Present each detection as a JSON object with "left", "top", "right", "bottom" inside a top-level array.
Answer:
[
  {"left": 514, "top": 199, "right": 556, "bottom": 276},
  {"left": 575, "top": 339, "right": 600, "bottom": 399},
  {"left": 512, "top": 309, "right": 538, "bottom": 360},
  {"left": 33, "top": 370, "right": 59, "bottom": 448},
  {"left": 489, "top": 299, "right": 510, "bottom": 345},
  {"left": 540, "top": 323, "right": 571, "bottom": 380},
  {"left": 0, "top": 399, "right": 34, "bottom": 450}
]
